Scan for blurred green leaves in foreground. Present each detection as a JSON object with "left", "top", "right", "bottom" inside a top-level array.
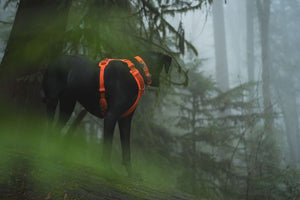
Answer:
[{"left": 0, "top": 103, "right": 191, "bottom": 200}]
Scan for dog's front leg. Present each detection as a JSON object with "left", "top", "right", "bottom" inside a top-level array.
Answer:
[
  {"left": 118, "top": 113, "right": 133, "bottom": 176},
  {"left": 102, "top": 112, "right": 118, "bottom": 168}
]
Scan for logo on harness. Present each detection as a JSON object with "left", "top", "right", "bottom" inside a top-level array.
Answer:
[{"left": 98, "top": 56, "right": 151, "bottom": 118}]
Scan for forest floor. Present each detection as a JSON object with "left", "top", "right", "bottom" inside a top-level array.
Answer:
[{"left": 0, "top": 149, "right": 198, "bottom": 200}]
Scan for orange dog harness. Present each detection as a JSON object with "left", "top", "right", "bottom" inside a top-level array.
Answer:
[{"left": 98, "top": 56, "right": 151, "bottom": 118}]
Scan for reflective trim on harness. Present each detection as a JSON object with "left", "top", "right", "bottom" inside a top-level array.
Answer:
[
  {"left": 98, "top": 57, "right": 151, "bottom": 118},
  {"left": 134, "top": 56, "right": 152, "bottom": 85}
]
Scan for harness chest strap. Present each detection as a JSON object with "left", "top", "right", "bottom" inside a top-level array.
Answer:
[{"left": 98, "top": 57, "right": 151, "bottom": 118}]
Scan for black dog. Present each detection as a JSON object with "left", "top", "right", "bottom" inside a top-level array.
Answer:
[{"left": 42, "top": 52, "right": 172, "bottom": 175}]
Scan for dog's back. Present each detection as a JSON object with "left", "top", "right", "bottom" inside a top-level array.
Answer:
[{"left": 42, "top": 55, "right": 96, "bottom": 98}]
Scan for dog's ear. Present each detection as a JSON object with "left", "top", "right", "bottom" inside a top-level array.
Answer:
[{"left": 162, "top": 55, "right": 172, "bottom": 74}]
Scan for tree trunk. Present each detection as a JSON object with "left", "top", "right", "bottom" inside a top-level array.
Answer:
[
  {"left": 281, "top": 90, "right": 300, "bottom": 166},
  {"left": 256, "top": 0, "right": 273, "bottom": 134},
  {"left": 212, "top": 0, "right": 229, "bottom": 92},
  {"left": 0, "top": 0, "right": 71, "bottom": 112},
  {"left": 272, "top": 0, "right": 300, "bottom": 167},
  {"left": 246, "top": 0, "right": 254, "bottom": 89},
  {"left": 191, "top": 95, "right": 197, "bottom": 194}
]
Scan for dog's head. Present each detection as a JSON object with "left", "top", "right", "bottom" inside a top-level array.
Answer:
[{"left": 140, "top": 51, "right": 172, "bottom": 87}]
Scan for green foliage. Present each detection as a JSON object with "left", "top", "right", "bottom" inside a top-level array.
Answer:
[
  {"left": 0, "top": 106, "right": 196, "bottom": 199},
  {"left": 65, "top": 3, "right": 141, "bottom": 59}
]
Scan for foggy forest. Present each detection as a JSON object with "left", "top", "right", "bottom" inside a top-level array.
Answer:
[{"left": 0, "top": 0, "right": 299, "bottom": 199}]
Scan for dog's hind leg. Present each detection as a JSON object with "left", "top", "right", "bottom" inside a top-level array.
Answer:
[
  {"left": 118, "top": 113, "right": 134, "bottom": 176},
  {"left": 45, "top": 97, "right": 59, "bottom": 124},
  {"left": 102, "top": 111, "right": 119, "bottom": 170},
  {"left": 57, "top": 92, "right": 76, "bottom": 128}
]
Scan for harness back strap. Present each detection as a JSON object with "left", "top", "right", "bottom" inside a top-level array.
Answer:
[{"left": 98, "top": 57, "right": 151, "bottom": 118}]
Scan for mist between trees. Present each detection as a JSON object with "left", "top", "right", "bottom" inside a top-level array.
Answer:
[{"left": 0, "top": 0, "right": 299, "bottom": 199}]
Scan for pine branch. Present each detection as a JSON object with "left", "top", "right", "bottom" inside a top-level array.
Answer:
[
  {"left": 139, "top": 0, "right": 198, "bottom": 55},
  {"left": 163, "top": 3, "right": 203, "bottom": 14},
  {"left": 160, "top": 17, "right": 198, "bottom": 55}
]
